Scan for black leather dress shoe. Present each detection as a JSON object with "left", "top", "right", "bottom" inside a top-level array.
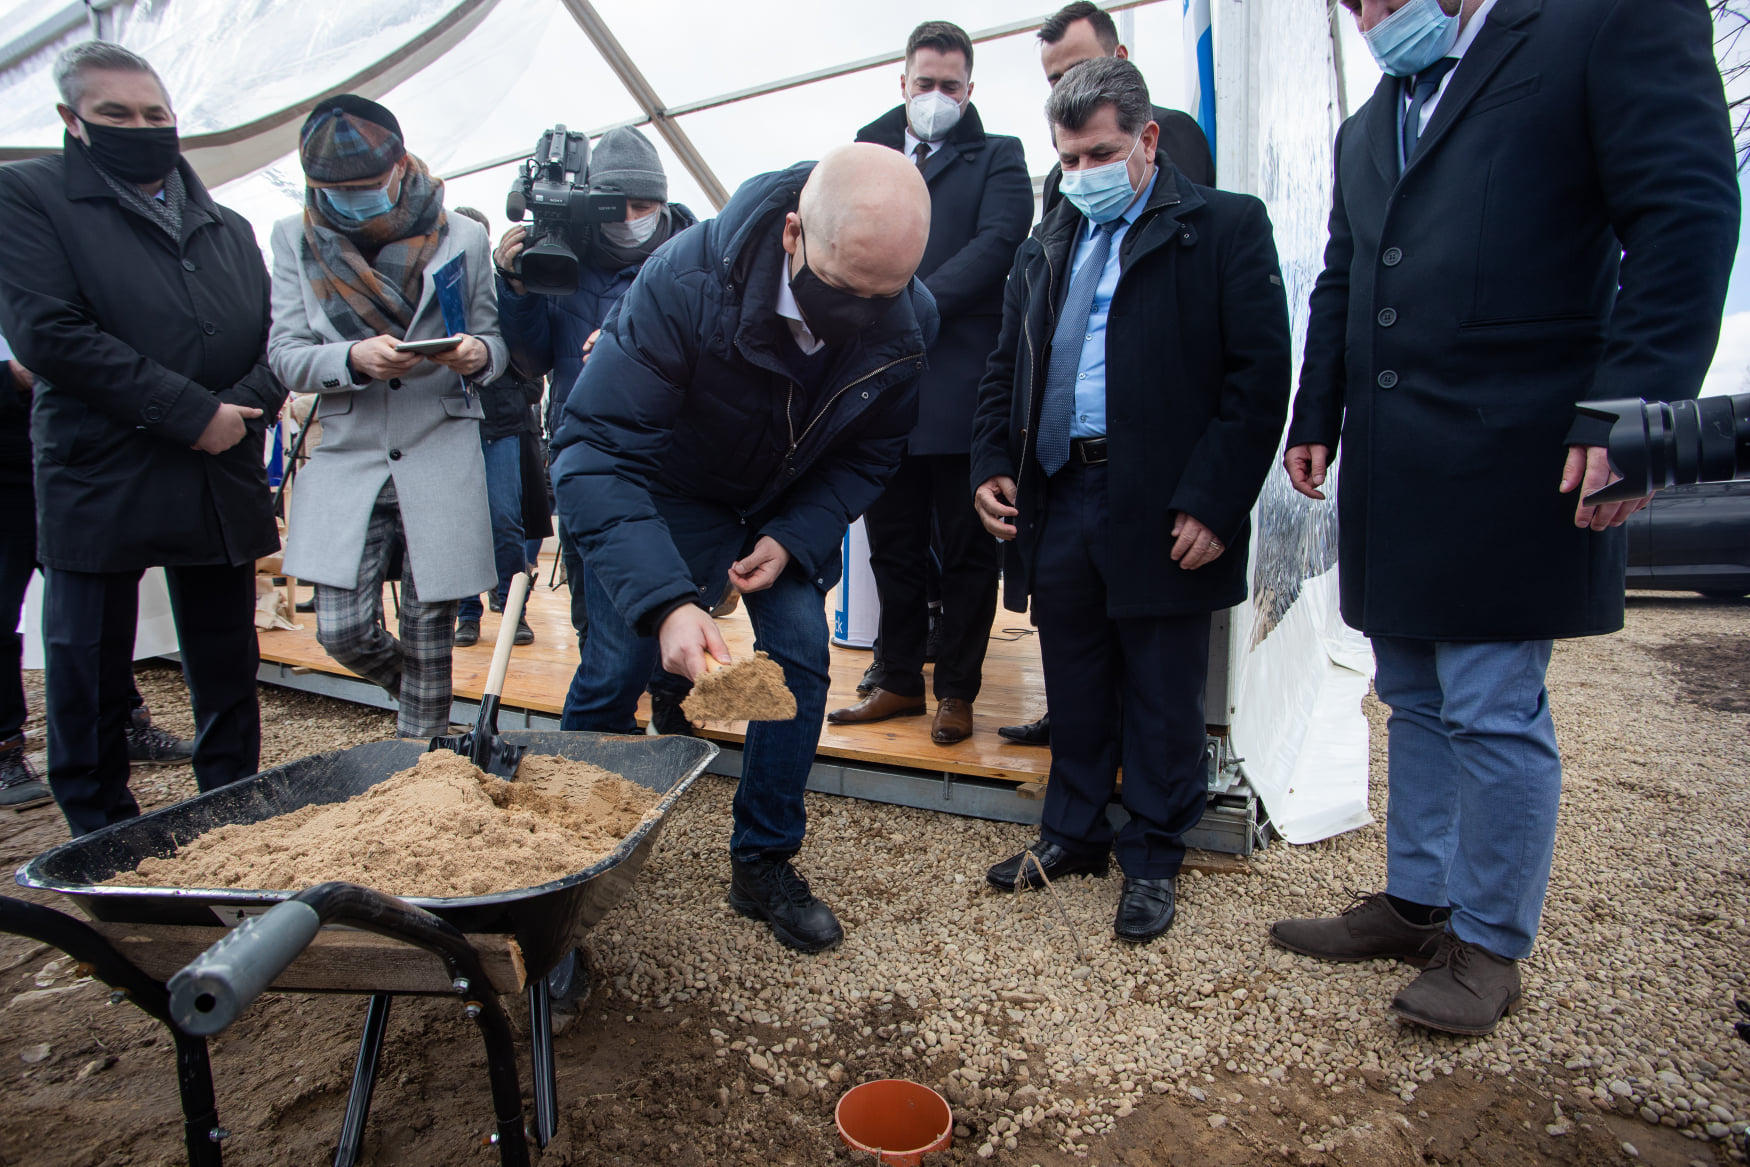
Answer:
[
  {"left": 985, "top": 839, "right": 1109, "bottom": 891},
  {"left": 997, "top": 712, "right": 1050, "bottom": 746},
  {"left": 1114, "top": 876, "right": 1177, "bottom": 942},
  {"left": 855, "top": 661, "right": 882, "bottom": 697}
]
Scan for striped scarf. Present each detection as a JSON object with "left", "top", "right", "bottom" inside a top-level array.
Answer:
[
  {"left": 299, "top": 155, "right": 447, "bottom": 341},
  {"left": 95, "top": 160, "right": 186, "bottom": 240}
]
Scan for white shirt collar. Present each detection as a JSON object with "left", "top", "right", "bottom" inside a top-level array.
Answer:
[
  {"left": 1451, "top": 0, "right": 1500, "bottom": 61},
  {"left": 775, "top": 252, "right": 824, "bottom": 355}
]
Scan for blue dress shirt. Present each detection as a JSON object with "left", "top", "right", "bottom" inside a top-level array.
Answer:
[{"left": 1067, "top": 169, "right": 1157, "bottom": 439}]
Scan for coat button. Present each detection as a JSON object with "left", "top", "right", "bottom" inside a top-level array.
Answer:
[
  {"left": 201, "top": 321, "right": 216, "bottom": 335},
  {"left": 1377, "top": 308, "right": 1397, "bottom": 327},
  {"left": 1382, "top": 247, "right": 1403, "bottom": 266},
  {"left": 144, "top": 406, "right": 163, "bottom": 422},
  {"left": 1377, "top": 370, "right": 1399, "bottom": 389},
  {"left": 389, "top": 449, "right": 402, "bottom": 460},
  {"left": 181, "top": 258, "right": 197, "bottom": 272},
  {"left": 389, "top": 378, "right": 401, "bottom": 390}
]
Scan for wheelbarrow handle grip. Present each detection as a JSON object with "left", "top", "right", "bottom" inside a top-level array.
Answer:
[
  {"left": 167, "top": 900, "right": 322, "bottom": 1036},
  {"left": 483, "top": 571, "right": 532, "bottom": 700}
]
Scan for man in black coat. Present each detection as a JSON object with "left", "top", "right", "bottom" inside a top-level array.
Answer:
[
  {"left": 552, "top": 145, "right": 936, "bottom": 954},
  {"left": 1269, "top": 0, "right": 1738, "bottom": 1037},
  {"left": 1002, "top": 0, "right": 1220, "bottom": 750},
  {"left": 831, "top": 20, "right": 1033, "bottom": 745},
  {"left": 970, "top": 58, "right": 1289, "bottom": 943},
  {"left": 0, "top": 43, "right": 284, "bottom": 836}
]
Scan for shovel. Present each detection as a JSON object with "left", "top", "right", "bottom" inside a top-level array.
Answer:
[{"left": 429, "top": 571, "right": 531, "bottom": 778}]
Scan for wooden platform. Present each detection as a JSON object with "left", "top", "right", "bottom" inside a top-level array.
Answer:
[{"left": 258, "top": 553, "right": 1054, "bottom": 786}]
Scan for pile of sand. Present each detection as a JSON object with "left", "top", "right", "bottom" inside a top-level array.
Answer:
[
  {"left": 110, "top": 751, "right": 662, "bottom": 898},
  {"left": 681, "top": 651, "right": 797, "bottom": 723}
]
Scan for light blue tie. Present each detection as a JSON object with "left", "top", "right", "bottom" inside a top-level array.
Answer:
[{"left": 1038, "top": 220, "right": 1119, "bottom": 477}]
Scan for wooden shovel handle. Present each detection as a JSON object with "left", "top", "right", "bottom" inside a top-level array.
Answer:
[{"left": 482, "top": 572, "right": 532, "bottom": 700}]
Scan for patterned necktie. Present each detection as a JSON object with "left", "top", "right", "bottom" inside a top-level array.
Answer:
[
  {"left": 913, "top": 142, "right": 931, "bottom": 170},
  {"left": 1401, "top": 57, "right": 1459, "bottom": 167},
  {"left": 1037, "top": 220, "right": 1121, "bottom": 477}
]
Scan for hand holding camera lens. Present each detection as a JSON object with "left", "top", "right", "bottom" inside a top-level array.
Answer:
[{"left": 495, "top": 225, "right": 528, "bottom": 295}]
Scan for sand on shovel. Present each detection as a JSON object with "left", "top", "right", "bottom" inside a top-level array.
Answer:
[
  {"left": 107, "top": 750, "right": 662, "bottom": 898},
  {"left": 680, "top": 651, "right": 797, "bottom": 723}
]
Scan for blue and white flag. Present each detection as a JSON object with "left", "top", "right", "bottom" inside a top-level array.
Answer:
[{"left": 1184, "top": 0, "right": 1216, "bottom": 159}]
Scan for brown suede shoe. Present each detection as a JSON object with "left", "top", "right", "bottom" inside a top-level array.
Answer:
[
  {"left": 931, "top": 698, "right": 973, "bottom": 744},
  {"left": 1390, "top": 933, "right": 1522, "bottom": 1036},
  {"left": 1269, "top": 892, "right": 1448, "bottom": 967},
  {"left": 827, "top": 688, "right": 926, "bottom": 725}
]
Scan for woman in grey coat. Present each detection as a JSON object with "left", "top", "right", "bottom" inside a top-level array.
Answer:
[{"left": 268, "top": 96, "right": 507, "bottom": 737}]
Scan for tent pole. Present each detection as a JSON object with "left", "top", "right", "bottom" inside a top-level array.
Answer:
[{"left": 555, "top": 0, "right": 731, "bottom": 211}]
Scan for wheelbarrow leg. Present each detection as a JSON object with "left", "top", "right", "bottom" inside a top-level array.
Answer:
[
  {"left": 173, "top": 1030, "right": 224, "bottom": 1167},
  {"left": 333, "top": 993, "right": 394, "bottom": 1167},
  {"left": 526, "top": 977, "right": 557, "bottom": 1147}
]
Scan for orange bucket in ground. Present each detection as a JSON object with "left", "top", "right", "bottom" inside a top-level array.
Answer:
[{"left": 834, "top": 1079, "right": 953, "bottom": 1165}]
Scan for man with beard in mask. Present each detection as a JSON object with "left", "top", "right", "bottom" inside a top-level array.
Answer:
[
  {"left": 493, "top": 127, "right": 701, "bottom": 730},
  {"left": 0, "top": 42, "right": 285, "bottom": 836},
  {"left": 552, "top": 144, "right": 935, "bottom": 953},
  {"left": 834, "top": 20, "right": 1032, "bottom": 746}
]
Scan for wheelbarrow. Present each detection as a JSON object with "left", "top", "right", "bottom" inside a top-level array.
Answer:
[{"left": 15, "top": 730, "right": 717, "bottom": 1166}]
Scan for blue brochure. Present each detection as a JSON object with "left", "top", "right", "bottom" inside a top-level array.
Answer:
[{"left": 431, "top": 251, "right": 471, "bottom": 398}]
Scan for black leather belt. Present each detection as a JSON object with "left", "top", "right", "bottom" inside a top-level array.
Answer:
[{"left": 1069, "top": 436, "right": 1108, "bottom": 465}]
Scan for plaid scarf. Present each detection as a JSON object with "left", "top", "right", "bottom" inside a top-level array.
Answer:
[
  {"left": 298, "top": 155, "right": 447, "bottom": 341},
  {"left": 95, "top": 160, "right": 186, "bottom": 239}
]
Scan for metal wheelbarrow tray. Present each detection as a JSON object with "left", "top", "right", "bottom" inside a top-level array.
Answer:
[{"left": 15, "top": 730, "right": 718, "bottom": 978}]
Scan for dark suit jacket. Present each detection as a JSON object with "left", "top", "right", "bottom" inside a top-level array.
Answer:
[
  {"left": 1041, "top": 103, "right": 1215, "bottom": 214},
  {"left": 856, "top": 104, "right": 1034, "bottom": 455},
  {"left": 1286, "top": 0, "right": 1739, "bottom": 641},
  {"left": 969, "top": 166, "right": 1291, "bottom": 618}
]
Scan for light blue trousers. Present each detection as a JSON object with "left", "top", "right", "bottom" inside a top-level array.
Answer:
[{"left": 1372, "top": 637, "right": 1561, "bottom": 961}]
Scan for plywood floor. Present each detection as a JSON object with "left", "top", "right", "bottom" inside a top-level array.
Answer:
[{"left": 258, "top": 554, "right": 1054, "bottom": 783}]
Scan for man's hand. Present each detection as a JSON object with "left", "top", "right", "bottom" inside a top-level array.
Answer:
[
  {"left": 193, "top": 403, "right": 264, "bottom": 454},
  {"left": 1560, "top": 444, "right": 1650, "bottom": 530},
  {"left": 7, "top": 360, "right": 34, "bottom": 393},
  {"left": 974, "top": 475, "right": 1019, "bottom": 540},
  {"left": 580, "top": 328, "right": 603, "bottom": 364},
  {"left": 349, "top": 335, "right": 423, "bottom": 382},
  {"left": 427, "top": 334, "right": 489, "bottom": 377},
  {"left": 1285, "top": 443, "right": 1330, "bottom": 500},
  {"left": 659, "top": 603, "right": 730, "bottom": 681},
  {"left": 729, "top": 536, "right": 791, "bottom": 594},
  {"left": 495, "top": 225, "right": 527, "bottom": 295},
  {"left": 1170, "top": 512, "right": 1226, "bottom": 570}
]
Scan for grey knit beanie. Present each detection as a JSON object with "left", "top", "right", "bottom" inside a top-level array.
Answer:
[{"left": 588, "top": 127, "right": 667, "bottom": 201}]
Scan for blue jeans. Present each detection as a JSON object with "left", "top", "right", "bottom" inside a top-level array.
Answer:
[
  {"left": 559, "top": 498, "right": 831, "bottom": 861},
  {"left": 1372, "top": 637, "right": 1560, "bottom": 960},
  {"left": 458, "top": 435, "right": 526, "bottom": 623}
]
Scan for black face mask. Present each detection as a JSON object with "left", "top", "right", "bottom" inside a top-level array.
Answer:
[
  {"left": 79, "top": 119, "right": 181, "bottom": 184},
  {"left": 788, "top": 223, "right": 899, "bottom": 347}
]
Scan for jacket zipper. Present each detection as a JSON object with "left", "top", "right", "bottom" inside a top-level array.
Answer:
[
  {"left": 785, "top": 351, "right": 926, "bottom": 462},
  {"left": 1015, "top": 241, "right": 1058, "bottom": 520}
]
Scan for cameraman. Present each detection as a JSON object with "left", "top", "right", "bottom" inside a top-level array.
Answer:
[{"left": 494, "top": 127, "right": 698, "bottom": 725}]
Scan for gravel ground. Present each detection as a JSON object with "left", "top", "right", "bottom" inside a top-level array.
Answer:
[{"left": 2, "top": 591, "right": 1745, "bottom": 1166}]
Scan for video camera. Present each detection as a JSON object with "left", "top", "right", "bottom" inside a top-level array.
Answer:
[
  {"left": 1575, "top": 394, "right": 1750, "bottom": 503},
  {"left": 505, "top": 125, "right": 628, "bottom": 296}
]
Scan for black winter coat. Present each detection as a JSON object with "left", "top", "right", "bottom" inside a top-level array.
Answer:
[
  {"left": 970, "top": 167, "right": 1291, "bottom": 618},
  {"left": 0, "top": 137, "right": 283, "bottom": 572},
  {"left": 1041, "top": 103, "right": 1214, "bottom": 213},
  {"left": 1287, "top": 0, "right": 1739, "bottom": 641},
  {"left": 855, "top": 105, "right": 1034, "bottom": 455},
  {"left": 551, "top": 163, "right": 940, "bottom": 636}
]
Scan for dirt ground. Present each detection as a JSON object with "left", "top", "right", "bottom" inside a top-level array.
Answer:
[{"left": 1, "top": 593, "right": 1746, "bottom": 1167}]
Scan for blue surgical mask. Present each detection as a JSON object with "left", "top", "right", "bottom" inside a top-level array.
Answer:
[
  {"left": 1059, "top": 137, "right": 1141, "bottom": 224},
  {"left": 1362, "top": 0, "right": 1462, "bottom": 77},
  {"left": 317, "top": 179, "right": 395, "bottom": 224}
]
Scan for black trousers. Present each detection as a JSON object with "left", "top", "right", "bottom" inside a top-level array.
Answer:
[
  {"left": 1032, "top": 462, "right": 1211, "bottom": 879},
  {"left": 0, "top": 521, "right": 34, "bottom": 743},
  {"left": 43, "top": 563, "right": 260, "bottom": 836},
  {"left": 863, "top": 452, "right": 1000, "bottom": 701}
]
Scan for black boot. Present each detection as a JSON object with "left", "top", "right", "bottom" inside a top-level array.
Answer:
[
  {"left": 728, "top": 855, "right": 844, "bottom": 954},
  {"left": 648, "top": 689, "right": 697, "bottom": 737}
]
